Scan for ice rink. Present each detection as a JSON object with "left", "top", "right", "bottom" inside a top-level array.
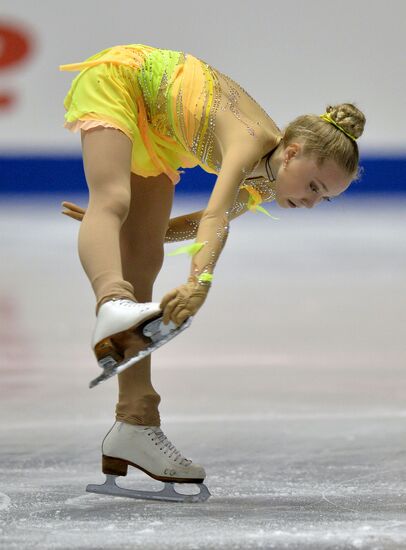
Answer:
[{"left": 0, "top": 195, "right": 405, "bottom": 549}]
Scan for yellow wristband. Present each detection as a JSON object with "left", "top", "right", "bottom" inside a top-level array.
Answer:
[{"left": 197, "top": 273, "right": 213, "bottom": 284}]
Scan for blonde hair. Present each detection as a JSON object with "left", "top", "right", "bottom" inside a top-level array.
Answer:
[{"left": 282, "top": 103, "right": 366, "bottom": 179}]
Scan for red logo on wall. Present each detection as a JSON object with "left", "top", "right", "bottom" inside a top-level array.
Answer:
[{"left": 0, "top": 23, "right": 34, "bottom": 110}]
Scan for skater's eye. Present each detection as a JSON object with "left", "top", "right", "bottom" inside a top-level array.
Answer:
[{"left": 310, "top": 181, "right": 332, "bottom": 202}]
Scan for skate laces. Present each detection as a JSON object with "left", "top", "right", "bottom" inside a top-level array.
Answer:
[{"left": 145, "top": 427, "right": 192, "bottom": 466}]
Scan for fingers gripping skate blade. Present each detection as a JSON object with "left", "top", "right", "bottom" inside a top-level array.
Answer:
[
  {"left": 143, "top": 316, "right": 177, "bottom": 339},
  {"left": 86, "top": 475, "right": 211, "bottom": 503},
  {"left": 142, "top": 315, "right": 193, "bottom": 341}
]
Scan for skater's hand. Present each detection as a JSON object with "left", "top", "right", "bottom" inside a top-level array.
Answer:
[
  {"left": 61, "top": 201, "right": 86, "bottom": 221},
  {"left": 160, "top": 276, "right": 210, "bottom": 326}
]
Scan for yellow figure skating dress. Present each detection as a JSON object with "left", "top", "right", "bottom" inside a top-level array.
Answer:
[{"left": 60, "top": 43, "right": 224, "bottom": 185}]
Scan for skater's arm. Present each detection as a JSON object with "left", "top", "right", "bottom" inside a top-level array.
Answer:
[
  {"left": 61, "top": 202, "right": 205, "bottom": 242},
  {"left": 163, "top": 187, "right": 260, "bottom": 243},
  {"left": 60, "top": 188, "right": 255, "bottom": 242},
  {"left": 187, "top": 145, "right": 260, "bottom": 282},
  {"left": 160, "top": 144, "right": 261, "bottom": 325},
  {"left": 60, "top": 161, "right": 268, "bottom": 245},
  {"left": 164, "top": 210, "right": 204, "bottom": 243}
]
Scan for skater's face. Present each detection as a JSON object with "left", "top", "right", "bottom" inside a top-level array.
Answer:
[{"left": 274, "top": 143, "right": 352, "bottom": 209}]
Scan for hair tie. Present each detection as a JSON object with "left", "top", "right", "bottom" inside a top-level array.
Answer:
[{"left": 319, "top": 113, "right": 357, "bottom": 142}]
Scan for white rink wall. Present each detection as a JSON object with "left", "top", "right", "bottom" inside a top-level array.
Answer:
[{"left": 0, "top": 0, "right": 405, "bottom": 155}]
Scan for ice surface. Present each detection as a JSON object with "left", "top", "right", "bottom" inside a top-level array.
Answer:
[{"left": 0, "top": 195, "right": 405, "bottom": 549}]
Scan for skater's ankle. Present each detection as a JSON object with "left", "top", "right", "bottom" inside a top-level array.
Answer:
[
  {"left": 96, "top": 296, "right": 138, "bottom": 316},
  {"left": 115, "top": 417, "right": 161, "bottom": 428}
]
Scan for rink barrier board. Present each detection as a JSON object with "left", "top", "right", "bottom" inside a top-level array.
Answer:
[{"left": 0, "top": 155, "right": 405, "bottom": 195}]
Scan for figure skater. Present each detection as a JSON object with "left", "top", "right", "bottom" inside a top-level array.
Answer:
[{"left": 59, "top": 43, "right": 365, "bottom": 502}]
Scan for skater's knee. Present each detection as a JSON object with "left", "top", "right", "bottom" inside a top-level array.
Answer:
[{"left": 90, "top": 186, "right": 132, "bottom": 222}]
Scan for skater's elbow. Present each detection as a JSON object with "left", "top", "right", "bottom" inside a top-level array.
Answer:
[{"left": 201, "top": 207, "right": 231, "bottom": 223}]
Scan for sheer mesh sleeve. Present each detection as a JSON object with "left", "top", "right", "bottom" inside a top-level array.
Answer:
[
  {"left": 186, "top": 144, "right": 263, "bottom": 284},
  {"left": 164, "top": 178, "right": 276, "bottom": 244},
  {"left": 209, "top": 66, "right": 283, "bottom": 147},
  {"left": 164, "top": 210, "right": 203, "bottom": 243}
]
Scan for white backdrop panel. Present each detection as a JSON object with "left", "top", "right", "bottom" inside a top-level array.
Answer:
[{"left": 0, "top": 0, "right": 405, "bottom": 154}]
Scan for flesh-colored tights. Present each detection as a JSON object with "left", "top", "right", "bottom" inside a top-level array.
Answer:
[{"left": 79, "top": 127, "right": 174, "bottom": 426}]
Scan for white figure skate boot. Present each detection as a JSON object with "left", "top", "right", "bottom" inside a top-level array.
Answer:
[
  {"left": 89, "top": 299, "right": 193, "bottom": 389},
  {"left": 86, "top": 421, "right": 211, "bottom": 502}
]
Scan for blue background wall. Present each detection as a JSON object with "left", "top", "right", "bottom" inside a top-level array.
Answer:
[{"left": 1, "top": 156, "right": 405, "bottom": 196}]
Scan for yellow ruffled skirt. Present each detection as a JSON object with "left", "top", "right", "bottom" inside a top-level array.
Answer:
[{"left": 59, "top": 44, "right": 220, "bottom": 184}]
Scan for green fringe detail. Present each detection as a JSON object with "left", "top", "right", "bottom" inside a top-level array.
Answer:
[
  {"left": 167, "top": 241, "right": 206, "bottom": 257},
  {"left": 255, "top": 204, "right": 279, "bottom": 220}
]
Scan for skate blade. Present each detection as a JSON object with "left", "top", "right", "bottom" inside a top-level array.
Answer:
[
  {"left": 86, "top": 474, "right": 211, "bottom": 503},
  {"left": 89, "top": 315, "right": 193, "bottom": 388}
]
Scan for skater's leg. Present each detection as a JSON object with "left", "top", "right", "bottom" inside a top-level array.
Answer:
[
  {"left": 79, "top": 127, "right": 136, "bottom": 313},
  {"left": 115, "top": 171, "right": 175, "bottom": 426}
]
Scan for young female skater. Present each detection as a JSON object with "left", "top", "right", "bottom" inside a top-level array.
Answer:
[{"left": 59, "top": 43, "right": 365, "bottom": 501}]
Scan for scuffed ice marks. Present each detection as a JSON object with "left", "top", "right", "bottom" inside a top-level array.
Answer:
[{"left": 0, "top": 492, "right": 11, "bottom": 511}]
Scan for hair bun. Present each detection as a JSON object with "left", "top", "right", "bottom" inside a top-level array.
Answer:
[{"left": 326, "top": 103, "right": 366, "bottom": 140}]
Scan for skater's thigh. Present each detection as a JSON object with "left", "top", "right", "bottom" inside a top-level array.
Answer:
[
  {"left": 121, "top": 172, "right": 174, "bottom": 269},
  {"left": 81, "top": 127, "right": 133, "bottom": 215}
]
